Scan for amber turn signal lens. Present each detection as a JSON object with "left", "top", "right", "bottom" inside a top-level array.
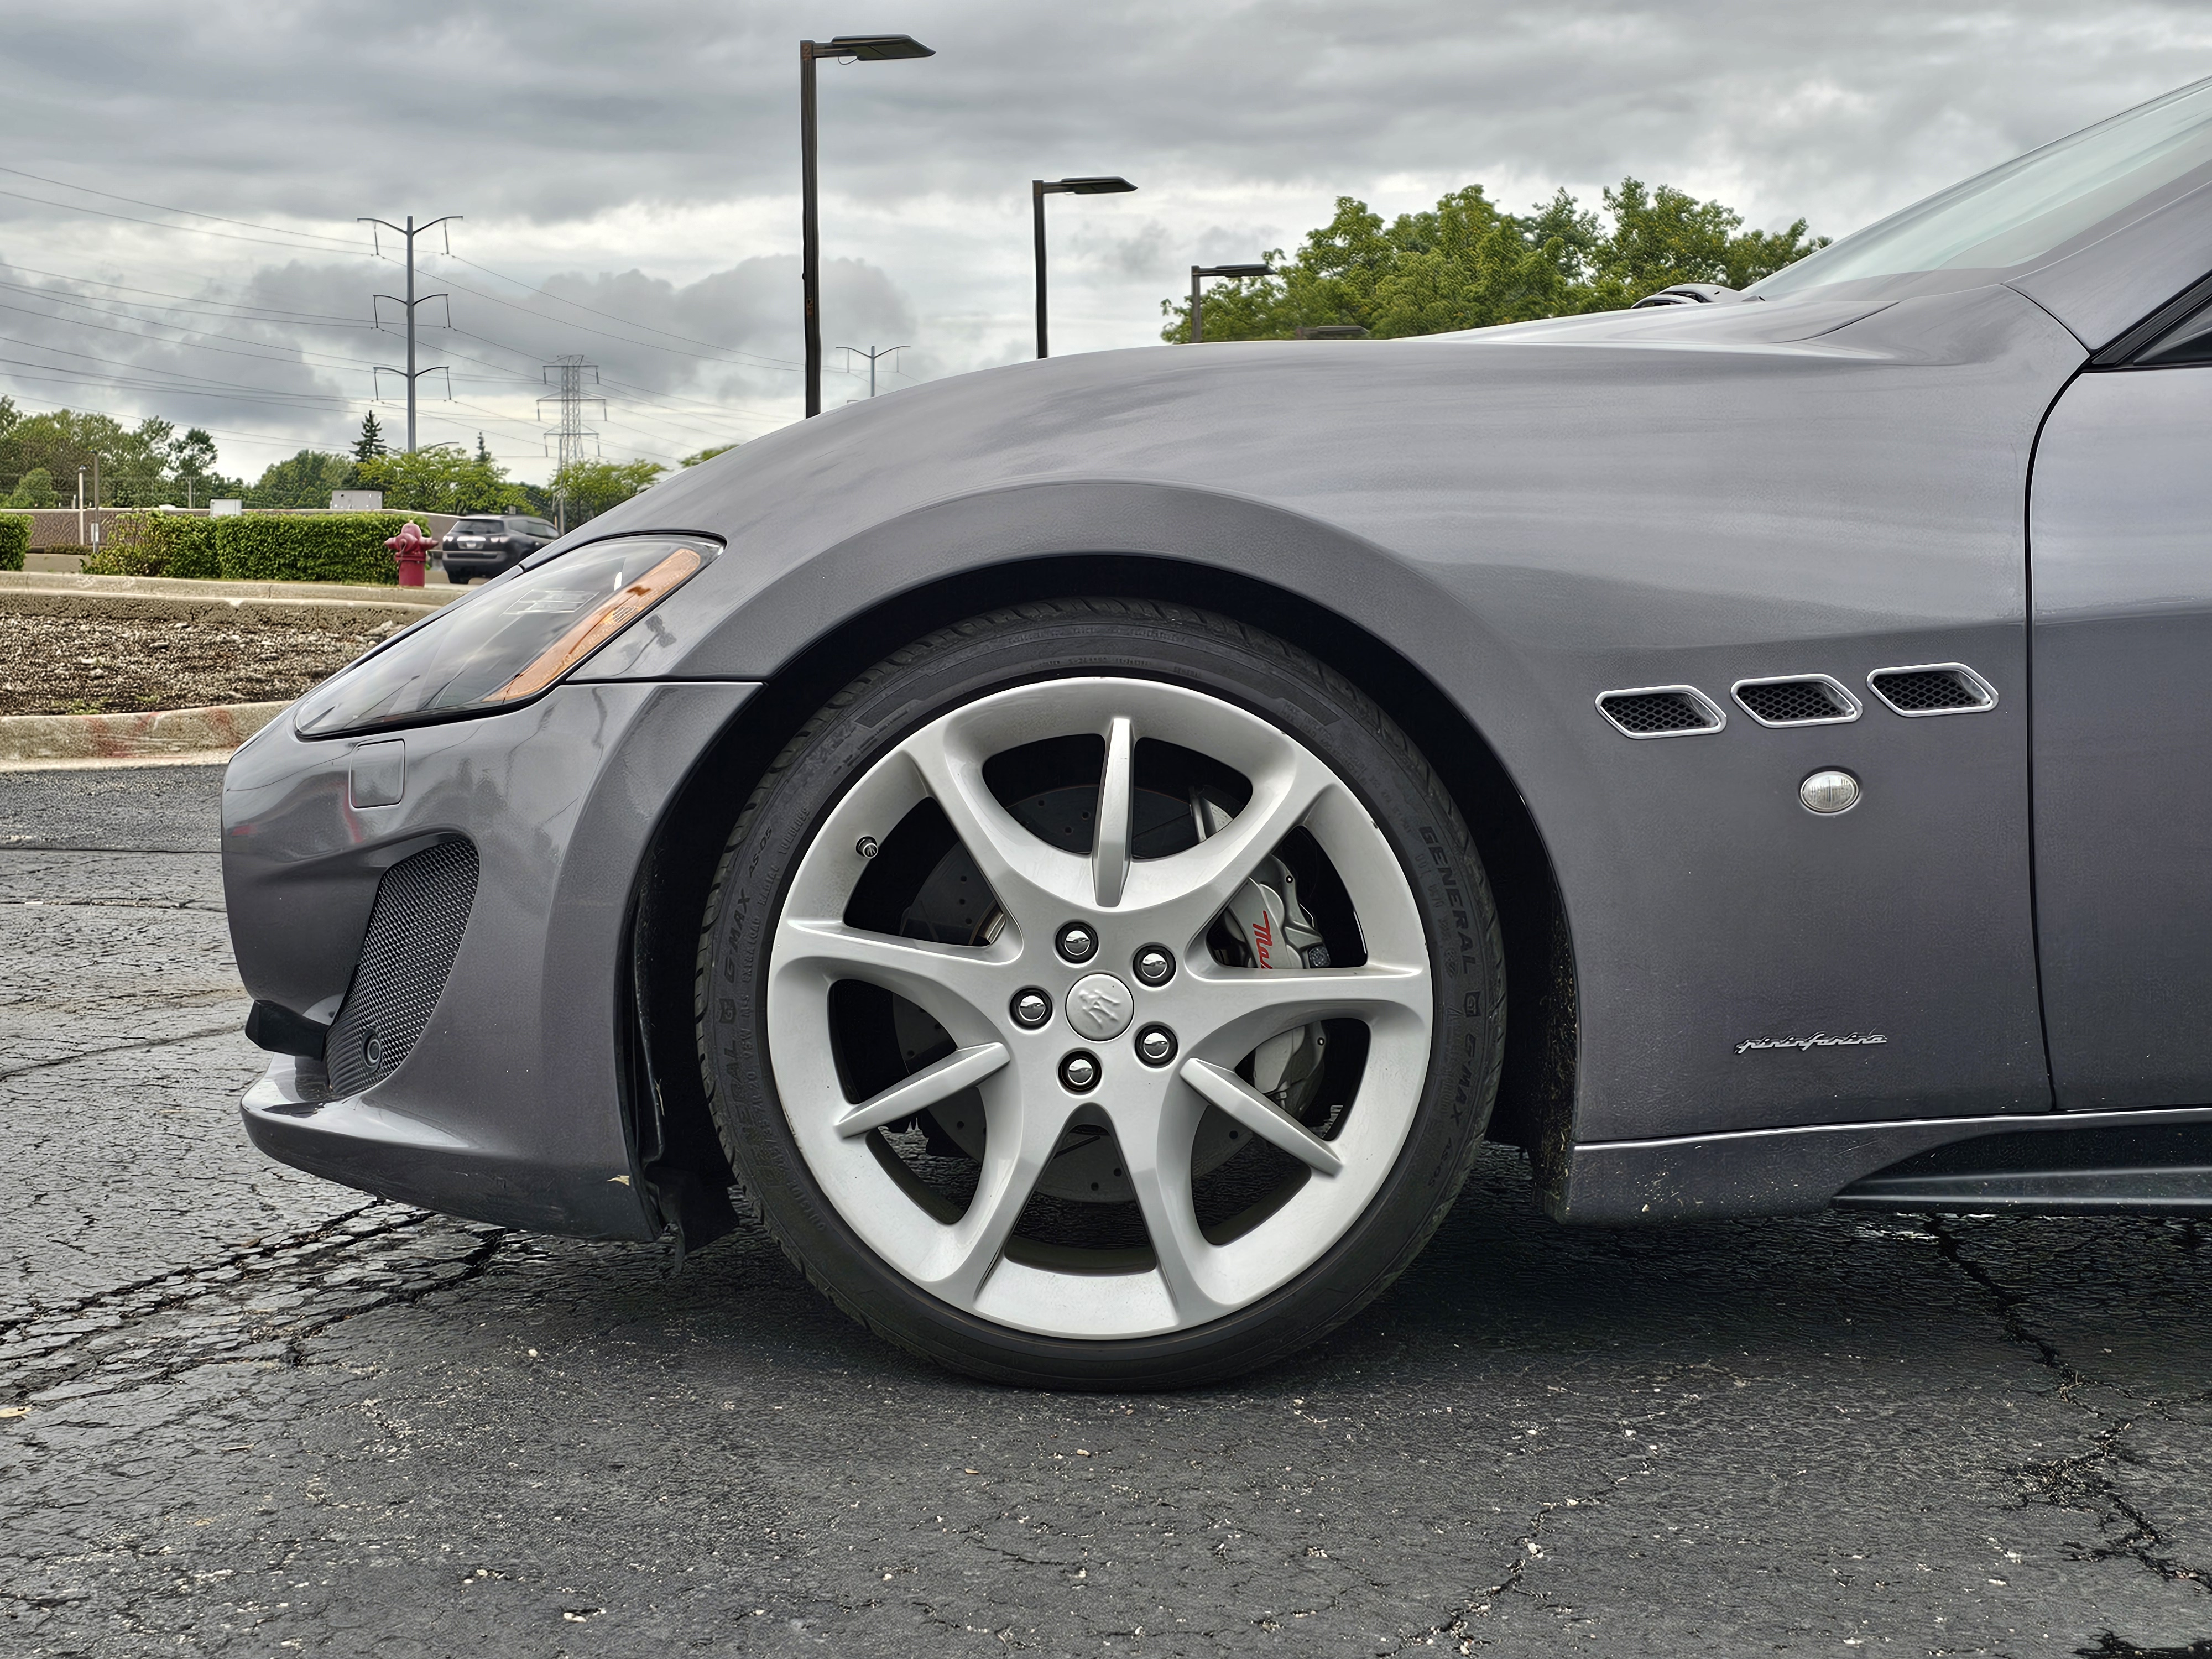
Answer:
[{"left": 486, "top": 546, "right": 702, "bottom": 702}]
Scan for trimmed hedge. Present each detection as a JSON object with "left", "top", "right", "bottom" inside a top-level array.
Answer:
[
  {"left": 0, "top": 515, "right": 25, "bottom": 572},
  {"left": 85, "top": 512, "right": 220, "bottom": 578},
  {"left": 216, "top": 512, "right": 409, "bottom": 585},
  {"left": 34, "top": 512, "right": 419, "bottom": 584}
]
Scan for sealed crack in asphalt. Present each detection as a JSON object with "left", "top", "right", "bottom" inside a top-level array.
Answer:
[
  {"left": 0, "top": 1202, "right": 506, "bottom": 1412},
  {"left": 0, "top": 1019, "right": 244, "bottom": 1082},
  {"left": 4, "top": 894, "right": 226, "bottom": 912},
  {"left": 1387, "top": 1486, "right": 1615, "bottom": 1653},
  {"left": 1930, "top": 1217, "right": 2210, "bottom": 1598}
]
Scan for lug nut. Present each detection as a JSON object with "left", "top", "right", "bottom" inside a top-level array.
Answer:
[
  {"left": 1135, "top": 1024, "right": 1177, "bottom": 1067},
  {"left": 1132, "top": 945, "right": 1175, "bottom": 987},
  {"left": 1060, "top": 1051, "right": 1101, "bottom": 1092},
  {"left": 1010, "top": 988, "right": 1052, "bottom": 1030},
  {"left": 1057, "top": 922, "right": 1098, "bottom": 963}
]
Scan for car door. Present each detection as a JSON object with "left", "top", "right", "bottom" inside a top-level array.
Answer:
[{"left": 2030, "top": 295, "right": 2212, "bottom": 1108}]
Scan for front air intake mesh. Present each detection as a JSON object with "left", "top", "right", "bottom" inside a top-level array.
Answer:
[
  {"left": 1733, "top": 676, "right": 1859, "bottom": 727},
  {"left": 324, "top": 839, "right": 479, "bottom": 1097},
  {"left": 1596, "top": 686, "right": 1725, "bottom": 738},
  {"left": 1867, "top": 665, "right": 1996, "bottom": 717}
]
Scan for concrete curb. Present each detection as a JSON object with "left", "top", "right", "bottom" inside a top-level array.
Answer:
[
  {"left": 0, "top": 701, "right": 286, "bottom": 769},
  {"left": 0, "top": 569, "right": 459, "bottom": 607}
]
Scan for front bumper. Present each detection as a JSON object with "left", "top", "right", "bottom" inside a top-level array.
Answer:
[{"left": 223, "top": 678, "right": 757, "bottom": 1238}]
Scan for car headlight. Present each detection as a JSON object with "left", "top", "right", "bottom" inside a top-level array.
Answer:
[{"left": 293, "top": 535, "right": 713, "bottom": 739}]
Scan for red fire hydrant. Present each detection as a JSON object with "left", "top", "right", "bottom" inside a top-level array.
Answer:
[{"left": 384, "top": 520, "right": 433, "bottom": 588}]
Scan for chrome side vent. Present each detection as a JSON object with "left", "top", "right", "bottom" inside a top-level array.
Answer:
[
  {"left": 1595, "top": 685, "right": 1726, "bottom": 739},
  {"left": 1867, "top": 664, "right": 1997, "bottom": 717},
  {"left": 1731, "top": 674, "right": 1860, "bottom": 727}
]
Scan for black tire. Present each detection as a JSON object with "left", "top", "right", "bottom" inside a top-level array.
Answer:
[{"left": 696, "top": 599, "right": 1505, "bottom": 1389}]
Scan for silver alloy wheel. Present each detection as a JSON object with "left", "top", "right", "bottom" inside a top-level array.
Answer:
[{"left": 765, "top": 676, "right": 1433, "bottom": 1340}]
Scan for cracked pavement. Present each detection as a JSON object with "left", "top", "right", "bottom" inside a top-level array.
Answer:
[{"left": 2, "top": 765, "right": 2208, "bottom": 1656}]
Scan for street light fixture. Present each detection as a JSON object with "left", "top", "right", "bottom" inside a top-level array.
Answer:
[
  {"left": 1032, "top": 176, "right": 1136, "bottom": 359},
  {"left": 1188, "top": 262, "right": 1276, "bottom": 345},
  {"left": 801, "top": 34, "right": 933, "bottom": 418}
]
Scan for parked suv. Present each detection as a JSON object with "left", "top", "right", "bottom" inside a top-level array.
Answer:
[{"left": 439, "top": 515, "right": 559, "bottom": 583}]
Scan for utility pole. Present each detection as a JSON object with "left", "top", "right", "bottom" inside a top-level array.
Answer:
[
  {"left": 75, "top": 467, "right": 85, "bottom": 547},
  {"left": 538, "top": 356, "right": 604, "bottom": 534},
  {"left": 361, "top": 212, "right": 462, "bottom": 451},
  {"left": 836, "top": 344, "right": 905, "bottom": 399}
]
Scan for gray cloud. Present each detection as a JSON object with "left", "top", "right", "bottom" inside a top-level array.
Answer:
[{"left": 0, "top": 0, "right": 2204, "bottom": 479}]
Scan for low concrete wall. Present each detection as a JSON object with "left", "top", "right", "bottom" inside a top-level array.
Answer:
[
  {"left": 0, "top": 701, "right": 289, "bottom": 769},
  {"left": 0, "top": 569, "right": 462, "bottom": 627}
]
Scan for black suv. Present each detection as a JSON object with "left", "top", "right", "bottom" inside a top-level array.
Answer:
[{"left": 439, "top": 515, "right": 560, "bottom": 583}]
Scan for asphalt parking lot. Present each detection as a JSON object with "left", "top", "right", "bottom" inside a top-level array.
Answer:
[{"left": 2, "top": 764, "right": 2207, "bottom": 1657}]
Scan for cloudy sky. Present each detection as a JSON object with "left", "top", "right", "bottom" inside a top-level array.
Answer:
[{"left": 0, "top": 1, "right": 2205, "bottom": 484}]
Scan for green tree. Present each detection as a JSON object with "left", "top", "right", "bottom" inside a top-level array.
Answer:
[
  {"left": 354, "top": 444, "right": 533, "bottom": 515},
  {"left": 4, "top": 466, "right": 57, "bottom": 508},
  {"left": 166, "top": 427, "right": 220, "bottom": 506},
  {"left": 1161, "top": 179, "right": 1826, "bottom": 343},
  {"left": 681, "top": 444, "right": 739, "bottom": 466},
  {"left": 0, "top": 409, "right": 176, "bottom": 506},
  {"left": 246, "top": 450, "right": 353, "bottom": 509},
  {"left": 351, "top": 413, "right": 388, "bottom": 464},
  {"left": 551, "top": 457, "right": 664, "bottom": 524}
]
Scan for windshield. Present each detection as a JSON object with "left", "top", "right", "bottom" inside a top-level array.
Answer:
[
  {"left": 454, "top": 518, "right": 507, "bottom": 534},
  {"left": 1752, "top": 77, "right": 2212, "bottom": 298}
]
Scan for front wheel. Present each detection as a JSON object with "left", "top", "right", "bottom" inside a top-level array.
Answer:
[{"left": 697, "top": 600, "right": 1504, "bottom": 1388}]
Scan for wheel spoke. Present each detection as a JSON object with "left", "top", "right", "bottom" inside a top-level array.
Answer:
[
  {"left": 1180, "top": 1058, "right": 1344, "bottom": 1176},
  {"left": 920, "top": 1098, "right": 1072, "bottom": 1306},
  {"left": 901, "top": 721, "right": 1088, "bottom": 919},
  {"left": 1180, "top": 963, "right": 1430, "bottom": 1062},
  {"left": 1092, "top": 714, "right": 1134, "bottom": 909},
  {"left": 833, "top": 1042, "right": 1009, "bottom": 1138},
  {"left": 775, "top": 918, "right": 1008, "bottom": 1041},
  {"left": 1115, "top": 1089, "right": 1236, "bottom": 1325},
  {"left": 1142, "top": 751, "right": 1342, "bottom": 936}
]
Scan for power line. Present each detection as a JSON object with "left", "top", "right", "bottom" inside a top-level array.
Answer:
[
  {"left": 0, "top": 264, "right": 374, "bottom": 327},
  {"left": 419, "top": 263, "right": 809, "bottom": 376},
  {"left": 0, "top": 212, "right": 808, "bottom": 465},
  {"left": 0, "top": 186, "right": 377, "bottom": 258},
  {"left": 431, "top": 251, "right": 807, "bottom": 370},
  {"left": 0, "top": 165, "right": 371, "bottom": 252}
]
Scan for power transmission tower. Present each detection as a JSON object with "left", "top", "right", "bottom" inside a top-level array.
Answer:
[
  {"left": 360, "top": 213, "right": 462, "bottom": 452},
  {"left": 836, "top": 343, "right": 905, "bottom": 399},
  {"left": 538, "top": 356, "right": 604, "bottom": 533}
]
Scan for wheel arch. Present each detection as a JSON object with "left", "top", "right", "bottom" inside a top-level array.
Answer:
[{"left": 628, "top": 554, "right": 1582, "bottom": 1240}]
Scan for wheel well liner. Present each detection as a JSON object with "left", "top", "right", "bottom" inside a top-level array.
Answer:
[{"left": 629, "top": 554, "right": 1579, "bottom": 1237}]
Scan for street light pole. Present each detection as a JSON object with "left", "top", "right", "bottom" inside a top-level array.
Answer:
[
  {"left": 1187, "top": 262, "right": 1276, "bottom": 345},
  {"left": 800, "top": 35, "right": 933, "bottom": 418},
  {"left": 1031, "top": 176, "right": 1136, "bottom": 359}
]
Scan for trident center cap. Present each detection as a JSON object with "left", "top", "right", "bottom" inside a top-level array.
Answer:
[{"left": 1064, "top": 973, "right": 1135, "bottom": 1040}]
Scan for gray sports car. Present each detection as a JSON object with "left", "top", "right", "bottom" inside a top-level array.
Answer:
[{"left": 224, "top": 77, "right": 2212, "bottom": 1388}]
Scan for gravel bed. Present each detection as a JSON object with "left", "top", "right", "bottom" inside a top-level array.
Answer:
[{"left": 0, "top": 612, "right": 399, "bottom": 717}]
